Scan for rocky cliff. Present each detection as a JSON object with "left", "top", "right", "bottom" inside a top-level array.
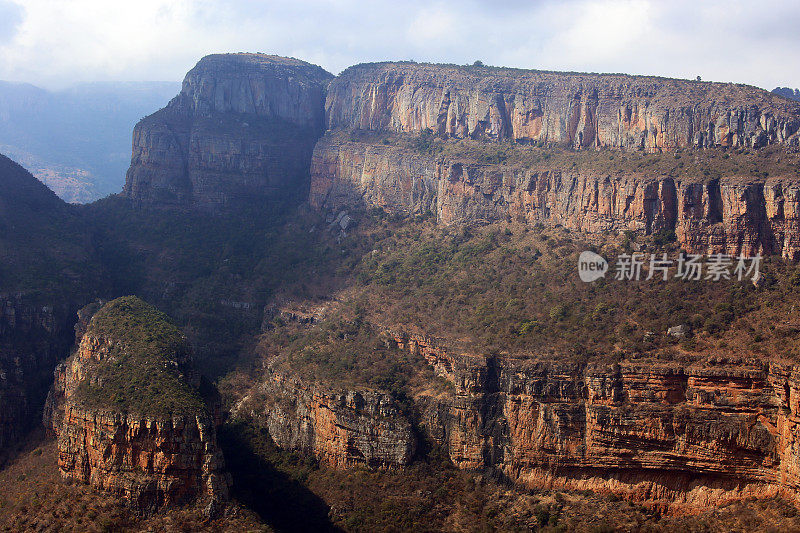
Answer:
[
  {"left": 0, "top": 153, "right": 101, "bottom": 459},
  {"left": 0, "top": 295, "right": 74, "bottom": 459},
  {"left": 123, "top": 54, "right": 333, "bottom": 209},
  {"left": 327, "top": 62, "right": 800, "bottom": 150},
  {"left": 240, "top": 324, "right": 800, "bottom": 513},
  {"left": 310, "top": 132, "right": 800, "bottom": 258},
  {"left": 392, "top": 332, "right": 800, "bottom": 513},
  {"left": 46, "top": 297, "right": 229, "bottom": 516},
  {"left": 235, "top": 368, "right": 415, "bottom": 468}
]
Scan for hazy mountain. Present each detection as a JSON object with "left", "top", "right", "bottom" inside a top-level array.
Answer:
[{"left": 0, "top": 81, "right": 179, "bottom": 202}]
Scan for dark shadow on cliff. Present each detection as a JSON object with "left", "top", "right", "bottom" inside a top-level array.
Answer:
[{"left": 217, "top": 420, "right": 341, "bottom": 533}]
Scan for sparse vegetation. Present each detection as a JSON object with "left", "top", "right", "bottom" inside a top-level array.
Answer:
[{"left": 73, "top": 296, "right": 206, "bottom": 417}]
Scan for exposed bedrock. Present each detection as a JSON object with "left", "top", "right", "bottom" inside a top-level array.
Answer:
[
  {"left": 395, "top": 332, "right": 800, "bottom": 513},
  {"left": 310, "top": 135, "right": 800, "bottom": 258},
  {"left": 123, "top": 53, "right": 333, "bottom": 209},
  {"left": 326, "top": 62, "right": 800, "bottom": 150},
  {"left": 235, "top": 369, "right": 415, "bottom": 469},
  {"left": 45, "top": 298, "right": 230, "bottom": 516}
]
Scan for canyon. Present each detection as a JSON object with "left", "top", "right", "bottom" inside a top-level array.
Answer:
[{"left": 5, "top": 52, "right": 800, "bottom": 528}]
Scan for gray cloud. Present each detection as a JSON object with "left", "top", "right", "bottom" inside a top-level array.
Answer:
[{"left": 0, "top": 0, "right": 798, "bottom": 91}]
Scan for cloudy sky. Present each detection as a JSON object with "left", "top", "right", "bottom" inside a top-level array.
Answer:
[{"left": 0, "top": 0, "right": 798, "bottom": 91}]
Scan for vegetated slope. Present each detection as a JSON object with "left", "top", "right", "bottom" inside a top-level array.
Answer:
[
  {"left": 0, "top": 153, "right": 104, "bottom": 460},
  {"left": 0, "top": 153, "right": 101, "bottom": 299},
  {"left": 3, "top": 429, "right": 799, "bottom": 532},
  {"left": 0, "top": 80, "right": 179, "bottom": 202},
  {"left": 68, "top": 296, "right": 205, "bottom": 416}
]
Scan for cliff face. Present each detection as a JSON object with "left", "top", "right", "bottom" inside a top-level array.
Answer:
[
  {"left": 327, "top": 63, "right": 800, "bottom": 150},
  {"left": 0, "top": 295, "right": 73, "bottom": 457},
  {"left": 46, "top": 297, "right": 229, "bottom": 516},
  {"left": 0, "top": 154, "right": 101, "bottom": 459},
  {"left": 392, "top": 333, "right": 800, "bottom": 513},
  {"left": 310, "top": 134, "right": 800, "bottom": 258},
  {"left": 240, "top": 326, "right": 800, "bottom": 512},
  {"left": 237, "top": 369, "right": 415, "bottom": 468},
  {"left": 123, "top": 54, "right": 333, "bottom": 209}
]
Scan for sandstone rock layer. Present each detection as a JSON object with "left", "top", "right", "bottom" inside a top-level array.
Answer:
[
  {"left": 327, "top": 62, "right": 800, "bottom": 150},
  {"left": 310, "top": 134, "right": 800, "bottom": 258},
  {"left": 46, "top": 297, "right": 229, "bottom": 516},
  {"left": 123, "top": 54, "right": 333, "bottom": 209},
  {"left": 395, "top": 332, "right": 800, "bottom": 513}
]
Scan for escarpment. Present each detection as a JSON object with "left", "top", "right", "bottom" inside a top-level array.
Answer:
[
  {"left": 240, "top": 324, "right": 800, "bottom": 512},
  {"left": 0, "top": 296, "right": 74, "bottom": 457},
  {"left": 326, "top": 62, "right": 800, "bottom": 150},
  {"left": 0, "top": 154, "right": 102, "bottom": 458},
  {"left": 310, "top": 133, "right": 800, "bottom": 258},
  {"left": 390, "top": 333, "right": 800, "bottom": 512},
  {"left": 45, "top": 297, "right": 229, "bottom": 516},
  {"left": 123, "top": 53, "right": 333, "bottom": 209},
  {"left": 311, "top": 62, "right": 800, "bottom": 257},
  {"left": 235, "top": 369, "right": 415, "bottom": 468}
]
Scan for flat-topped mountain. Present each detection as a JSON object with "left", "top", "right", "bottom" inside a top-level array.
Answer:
[
  {"left": 327, "top": 62, "right": 800, "bottom": 150},
  {"left": 123, "top": 53, "right": 333, "bottom": 209}
]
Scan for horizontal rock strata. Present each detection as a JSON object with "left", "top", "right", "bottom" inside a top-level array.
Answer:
[
  {"left": 327, "top": 62, "right": 800, "bottom": 150},
  {"left": 310, "top": 134, "right": 800, "bottom": 258}
]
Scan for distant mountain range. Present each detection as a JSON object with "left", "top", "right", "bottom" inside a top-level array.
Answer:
[
  {"left": 0, "top": 80, "right": 179, "bottom": 202},
  {"left": 774, "top": 87, "right": 800, "bottom": 101}
]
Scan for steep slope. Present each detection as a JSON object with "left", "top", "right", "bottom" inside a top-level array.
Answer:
[
  {"left": 224, "top": 214, "right": 800, "bottom": 514},
  {"left": 0, "top": 153, "right": 101, "bottom": 460},
  {"left": 46, "top": 297, "right": 229, "bottom": 516},
  {"left": 123, "top": 54, "right": 333, "bottom": 210}
]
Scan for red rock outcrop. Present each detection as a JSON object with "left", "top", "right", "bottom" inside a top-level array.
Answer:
[
  {"left": 123, "top": 54, "right": 333, "bottom": 209},
  {"left": 310, "top": 133, "right": 800, "bottom": 258},
  {"left": 46, "top": 297, "right": 229, "bottom": 516},
  {"left": 326, "top": 62, "right": 800, "bottom": 150},
  {"left": 386, "top": 331, "right": 800, "bottom": 513},
  {"left": 235, "top": 368, "right": 415, "bottom": 468}
]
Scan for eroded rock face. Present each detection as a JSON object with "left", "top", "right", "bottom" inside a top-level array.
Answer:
[
  {"left": 390, "top": 332, "right": 800, "bottom": 513},
  {"left": 237, "top": 369, "right": 415, "bottom": 468},
  {"left": 46, "top": 298, "right": 229, "bottom": 516},
  {"left": 123, "top": 53, "right": 333, "bottom": 209},
  {"left": 326, "top": 63, "right": 800, "bottom": 150},
  {"left": 310, "top": 134, "right": 800, "bottom": 258}
]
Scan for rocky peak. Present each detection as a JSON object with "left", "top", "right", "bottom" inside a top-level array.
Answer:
[
  {"left": 177, "top": 53, "right": 333, "bottom": 130},
  {"left": 123, "top": 53, "right": 333, "bottom": 210},
  {"left": 46, "top": 296, "right": 229, "bottom": 516}
]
